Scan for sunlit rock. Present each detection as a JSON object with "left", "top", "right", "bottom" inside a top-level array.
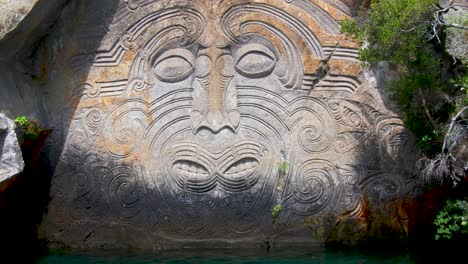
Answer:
[
  {"left": 0, "top": 0, "right": 38, "bottom": 40},
  {"left": 21, "top": 0, "right": 421, "bottom": 249},
  {"left": 0, "top": 112, "right": 24, "bottom": 183}
]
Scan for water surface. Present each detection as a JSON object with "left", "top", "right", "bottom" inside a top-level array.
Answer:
[{"left": 37, "top": 247, "right": 417, "bottom": 264}]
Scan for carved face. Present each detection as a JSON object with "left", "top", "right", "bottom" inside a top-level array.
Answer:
[
  {"left": 144, "top": 13, "right": 291, "bottom": 233},
  {"left": 91, "top": 1, "right": 341, "bottom": 234},
  {"left": 46, "top": 0, "right": 414, "bottom": 243}
]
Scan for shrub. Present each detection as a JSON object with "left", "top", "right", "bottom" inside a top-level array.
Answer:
[
  {"left": 434, "top": 199, "right": 468, "bottom": 240},
  {"left": 14, "top": 115, "right": 41, "bottom": 140}
]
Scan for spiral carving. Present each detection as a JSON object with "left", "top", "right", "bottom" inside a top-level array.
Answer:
[
  {"left": 298, "top": 125, "right": 331, "bottom": 153},
  {"left": 128, "top": 77, "right": 147, "bottom": 92},
  {"left": 290, "top": 160, "right": 341, "bottom": 216},
  {"left": 101, "top": 100, "right": 149, "bottom": 158},
  {"left": 105, "top": 166, "right": 146, "bottom": 221}
]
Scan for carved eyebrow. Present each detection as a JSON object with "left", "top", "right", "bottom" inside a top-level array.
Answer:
[{"left": 235, "top": 43, "right": 276, "bottom": 61}]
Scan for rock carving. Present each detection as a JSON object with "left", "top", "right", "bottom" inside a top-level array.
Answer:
[{"left": 40, "top": 0, "right": 417, "bottom": 248}]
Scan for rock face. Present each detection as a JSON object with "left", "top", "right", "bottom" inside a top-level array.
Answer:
[
  {"left": 443, "top": 1, "right": 468, "bottom": 64},
  {"left": 0, "top": 112, "right": 24, "bottom": 183},
  {"left": 0, "top": 0, "right": 39, "bottom": 40},
  {"left": 28, "top": 0, "right": 418, "bottom": 249}
]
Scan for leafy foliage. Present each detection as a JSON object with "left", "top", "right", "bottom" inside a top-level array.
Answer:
[
  {"left": 341, "top": 0, "right": 438, "bottom": 65},
  {"left": 14, "top": 115, "right": 27, "bottom": 126},
  {"left": 434, "top": 199, "right": 468, "bottom": 240},
  {"left": 341, "top": 0, "right": 467, "bottom": 158},
  {"left": 14, "top": 115, "right": 41, "bottom": 140},
  {"left": 272, "top": 204, "right": 282, "bottom": 219}
]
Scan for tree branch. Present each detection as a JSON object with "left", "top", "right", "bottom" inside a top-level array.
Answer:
[
  {"left": 430, "top": 3, "right": 468, "bottom": 43},
  {"left": 418, "top": 88, "right": 439, "bottom": 131},
  {"left": 442, "top": 106, "right": 468, "bottom": 153}
]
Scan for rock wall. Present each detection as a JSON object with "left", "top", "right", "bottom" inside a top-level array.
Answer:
[
  {"left": 1, "top": 0, "right": 418, "bottom": 249},
  {"left": 0, "top": 0, "right": 69, "bottom": 125},
  {"left": 0, "top": 0, "right": 39, "bottom": 40},
  {"left": 0, "top": 112, "right": 24, "bottom": 183}
]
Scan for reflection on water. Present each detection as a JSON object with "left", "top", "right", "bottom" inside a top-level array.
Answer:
[{"left": 37, "top": 247, "right": 416, "bottom": 264}]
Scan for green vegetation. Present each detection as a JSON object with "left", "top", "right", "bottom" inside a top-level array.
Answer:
[
  {"left": 341, "top": 0, "right": 467, "bottom": 158},
  {"left": 341, "top": 0, "right": 467, "bottom": 243},
  {"left": 278, "top": 161, "right": 287, "bottom": 175},
  {"left": 14, "top": 115, "right": 28, "bottom": 126},
  {"left": 14, "top": 115, "right": 42, "bottom": 140},
  {"left": 341, "top": 0, "right": 438, "bottom": 65},
  {"left": 434, "top": 199, "right": 468, "bottom": 240},
  {"left": 272, "top": 204, "right": 282, "bottom": 219}
]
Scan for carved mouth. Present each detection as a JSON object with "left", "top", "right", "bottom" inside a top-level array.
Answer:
[
  {"left": 168, "top": 141, "right": 266, "bottom": 193},
  {"left": 173, "top": 160, "right": 210, "bottom": 178},
  {"left": 172, "top": 160, "right": 215, "bottom": 192},
  {"left": 222, "top": 158, "right": 258, "bottom": 179}
]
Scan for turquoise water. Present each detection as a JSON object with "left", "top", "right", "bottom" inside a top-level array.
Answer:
[{"left": 37, "top": 248, "right": 418, "bottom": 264}]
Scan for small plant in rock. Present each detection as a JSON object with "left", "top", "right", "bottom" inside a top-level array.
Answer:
[
  {"left": 278, "top": 161, "right": 287, "bottom": 175},
  {"left": 434, "top": 199, "right": 468, "bottom": 240},
  {"left": 272, "top": 204, "right": 282, "bottom": 219},
  {"left": 14, "top": 115, "right": 41, "bottom": 140}
]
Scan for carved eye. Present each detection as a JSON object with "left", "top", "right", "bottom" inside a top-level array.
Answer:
[
  {"left": 235, "top": 44, "right": 276, "bottom": 78},
  {"left": 224, "top": 158, "right": 259, "bottom": 179},
  {"left": 152, "top": 49, "right": 195, "bottom": 82}
]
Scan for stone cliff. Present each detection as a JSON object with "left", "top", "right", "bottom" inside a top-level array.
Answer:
[{"left": 0, "top": 0, "right": 418, "bottom": 250}]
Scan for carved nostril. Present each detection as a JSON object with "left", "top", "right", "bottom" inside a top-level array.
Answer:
[
  {"left": 206, "top": 111, "right": 223, "bottom": 125},
  {"left": 227, "top": 111, "right": 240, "bottom": 128},
  {"left": 191, "top": 111, "right": 239, "bottom": 134},
  {"left": 191, "top": 111, "right": 203, "bottom": 129}
]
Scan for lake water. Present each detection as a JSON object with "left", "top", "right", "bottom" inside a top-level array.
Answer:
[{"left": 36, "top": 247, "right": 425, "bottom": 264}]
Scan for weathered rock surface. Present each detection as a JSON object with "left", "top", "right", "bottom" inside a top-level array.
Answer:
[
  {"left": 0, "top": 112, "right": 24, "bottom": 183},
  {"left": 0, "top": 0, "right": 38, "bottom": 40},
  {"left": 28, "top": 0, "right": 418, "bottom": 249},
  {"left": 0, "top": 0, "right": 421, "bottom": 250},
  {"left": 441, "top": 0, "right": 468, "bottom": 63}
]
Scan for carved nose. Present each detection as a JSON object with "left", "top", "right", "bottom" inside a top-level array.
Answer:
[
  {"left": 206, "top": 111, "right": 224, "bottom": 129},
  {"left": 190, "top": 47, "right": 239, "bottom": 134},
  {"left": 191, "top": 110, "right": 240, "bottom": 133}
]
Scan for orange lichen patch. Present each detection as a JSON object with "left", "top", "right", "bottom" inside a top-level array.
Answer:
[
  {"left": 238, "top": 24, "right": 322, "bottom": 73},
  {"left": 325, "top": 194, "right": 411, "bottom": 245},
  {"left": 310, "top": 0, "right": 350, "bottom": 21},
  {"left": 304, "top": 58, "right": 324, "bottom": 73},
  {"left": 338, "top": 38, "right": 361, "bottom": 49},
  {"left": 322, "top": 38, "right": 360, "bottom": 50},
  {"left": 328, "top": 60, "right": 361, "bottom": 76},
  {"left": 239, "top": 14, "right": 322, "bottom": 57},
  {"left": 229, "top": 2, "right": 334, "bottom": 41},
  {"left": 321, "top": 36, "right": 349, "bottom": 46}
]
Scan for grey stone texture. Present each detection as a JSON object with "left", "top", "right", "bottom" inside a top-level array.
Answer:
[
  {"left": 0, "top": 0, "right": 38, "bottom": 40},
  {"left": 442, "top": 1, "right": 468, "bottom": 63},
  {"left": 32, "top": 0, "right": 418, "bottom": 249},
  {"left": 0, "top": 0, "right": 419, "bottom": 249},
  {"left": 0, "top": 112, "right": 24, "bottom": 183},
  {"left": 0, "top": 61, "right": 49, "bottom": 125}
]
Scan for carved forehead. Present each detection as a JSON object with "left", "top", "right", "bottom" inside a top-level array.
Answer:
[{"left": 151, "top": 0, "right": 346, "bottom": 48}]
